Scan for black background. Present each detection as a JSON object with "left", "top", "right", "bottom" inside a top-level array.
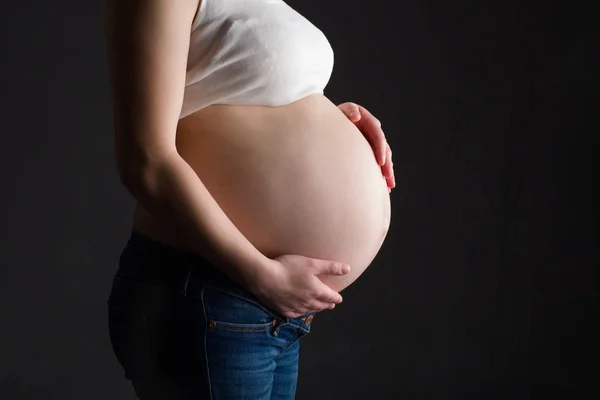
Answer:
[{"left": 0, "top": 0, "right": 597, "bottom": 399}]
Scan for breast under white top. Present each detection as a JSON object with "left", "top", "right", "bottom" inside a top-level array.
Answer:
[{"left": 179, "top": 0, "right": 335, "bottom": 119}]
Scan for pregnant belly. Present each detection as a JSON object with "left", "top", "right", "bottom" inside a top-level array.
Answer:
[{"left": 172, "top": 94, "right": 391, "bottom": 292}]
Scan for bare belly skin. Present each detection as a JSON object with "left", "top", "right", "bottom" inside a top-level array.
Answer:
[{"left": 133, "top": 93, "right": 391, "bottom": 292}]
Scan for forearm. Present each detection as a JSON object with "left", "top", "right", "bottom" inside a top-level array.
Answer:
[{"left": 121, "top": 151, "right": 271, "bottom": 290}]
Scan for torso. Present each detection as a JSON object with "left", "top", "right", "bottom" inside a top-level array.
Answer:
[{"left": 134, "top": 94, "right": 391, "bottom": 292}]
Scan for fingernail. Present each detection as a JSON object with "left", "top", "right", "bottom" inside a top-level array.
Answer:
[{"left": 342, "top": 265, "right": 351, "bottom": 273}]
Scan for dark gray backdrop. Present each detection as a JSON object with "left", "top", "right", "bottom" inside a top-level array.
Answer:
[{"left": 1, "top": 0, "right": 597, "bottom": 399}]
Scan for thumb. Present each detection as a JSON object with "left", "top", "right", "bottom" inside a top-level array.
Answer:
[
  {"left": 314, "top": 261, "right": 351, "bottom": 276},
  {"left": 338, "top": 102, "right": 361, "bottom": 122}
]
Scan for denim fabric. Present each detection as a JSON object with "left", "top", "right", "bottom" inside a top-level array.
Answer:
[{"left": 107, "top": 228, "right": 316, "bottom": 400}]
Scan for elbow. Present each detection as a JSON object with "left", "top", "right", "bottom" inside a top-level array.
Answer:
[
  {"left": 118, "top": 163, "right": 162, "bottom": 205},
  {"left": 118, "top": 165, "right": 143, "bottom": 190},
  {"left": 117, "top": 164, "right": 159, "bottom": 211},
  {"left": 117, "top": 150, "right": 178, "bottom": 193},
  {"left": 116, "top": 154, "right": 143, "bottom": 188},
  {"left": 117, "top": 156, "right": 155, "bottom": 194}
]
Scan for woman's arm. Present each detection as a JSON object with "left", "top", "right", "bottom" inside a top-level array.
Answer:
[{"left": 102, "top": 0, "right": 271, "bottom": 288}]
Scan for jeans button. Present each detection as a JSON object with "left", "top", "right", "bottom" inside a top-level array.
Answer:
[{"left": 304, "top": 315, "right": 314, "bottom": 324}]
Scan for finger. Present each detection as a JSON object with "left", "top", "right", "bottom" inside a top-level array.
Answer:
[
  {"left": 387, "top": 145, "right": 395, "bottom": 188},
  {"left": 316, "top": 287, "right": 344, "bottom": 304},
  {"left": 382, "top": 146, "right": 393, "bottom": 178},
  {"left": 291, "top": 306, "right": 313, "bottom": 318},
  {"left": 309, "top": 300, "right": 336, "bottom": 312},
  {"left": 384, "top": 167, "right": 395, "bottom": 189},
  {"left": 283, "top": 310, "right": 304, "bottom": 319},
  {"left": 386, "top": 173, "right": 395, "bottom": 190},
  {"left": 382, "top": 144, "right": 395, "bottom": 188},
  {"left": 355, "top": 106, "right": 386, "bottom": 166},
  {"left": 314, "top": 261, "right": 351, "bottom": 276},
  {"left": 337, "top": 102, "right": 361, "bottom": 122}
]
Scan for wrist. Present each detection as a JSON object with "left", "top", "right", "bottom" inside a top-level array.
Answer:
[{"left": 238, "top": 255, "right": 277, "bottom": 296}]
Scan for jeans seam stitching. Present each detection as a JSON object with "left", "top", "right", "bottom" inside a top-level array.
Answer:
[
  {"left": 201, "top": 287, "right": 214, "bottom": 400},
  {"left": 279, "top": 333, "right": 300, "bottom": 354},
  {"left": 209, "top": 321, "right": 274, "bottom": 331},
  {"left": 211, "top": 327, "right": 270, "bottom": 332},
  {"left": 182, "top": 262, "right": 192, "bottom": 297}
]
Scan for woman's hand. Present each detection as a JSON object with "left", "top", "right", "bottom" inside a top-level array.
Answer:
[
  {"left": 248, "top": 254, "right": 351, "bottom": 318},
  {"left": 338, "top": 102, "right": 396, "bottom": 193}
]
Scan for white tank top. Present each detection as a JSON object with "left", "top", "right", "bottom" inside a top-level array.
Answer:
[{"left": 179, "top": 0, "right": 335, "bottom": 119}]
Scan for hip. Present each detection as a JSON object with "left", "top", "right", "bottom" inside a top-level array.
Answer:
[{"left": 107, "top": 229, "right": 315, "bottom": 398}]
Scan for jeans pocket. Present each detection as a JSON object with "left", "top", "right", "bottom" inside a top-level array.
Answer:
[{"left": 202, "top": 286, "right": 279, "bottom": 333}]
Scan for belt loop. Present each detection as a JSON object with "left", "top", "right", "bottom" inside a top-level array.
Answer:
[{"left": 182, "top": 256, "right": 193, "bottom": 297}]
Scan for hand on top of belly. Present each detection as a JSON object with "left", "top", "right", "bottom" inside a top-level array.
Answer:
[
  {"left": 337, "top": 102, "right": 396, "bottom": 192},
  {"left": 246, "top": 254, "right": 351, "bottom": 318}
]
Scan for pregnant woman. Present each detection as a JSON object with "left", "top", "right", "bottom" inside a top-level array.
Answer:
[{"left": 103, "top": 0, "right": 395, "bottom": 398}]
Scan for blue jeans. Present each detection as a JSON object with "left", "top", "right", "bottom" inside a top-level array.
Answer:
[{"left": 107, "top": 228, "right": 316, "bottom": 399}]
